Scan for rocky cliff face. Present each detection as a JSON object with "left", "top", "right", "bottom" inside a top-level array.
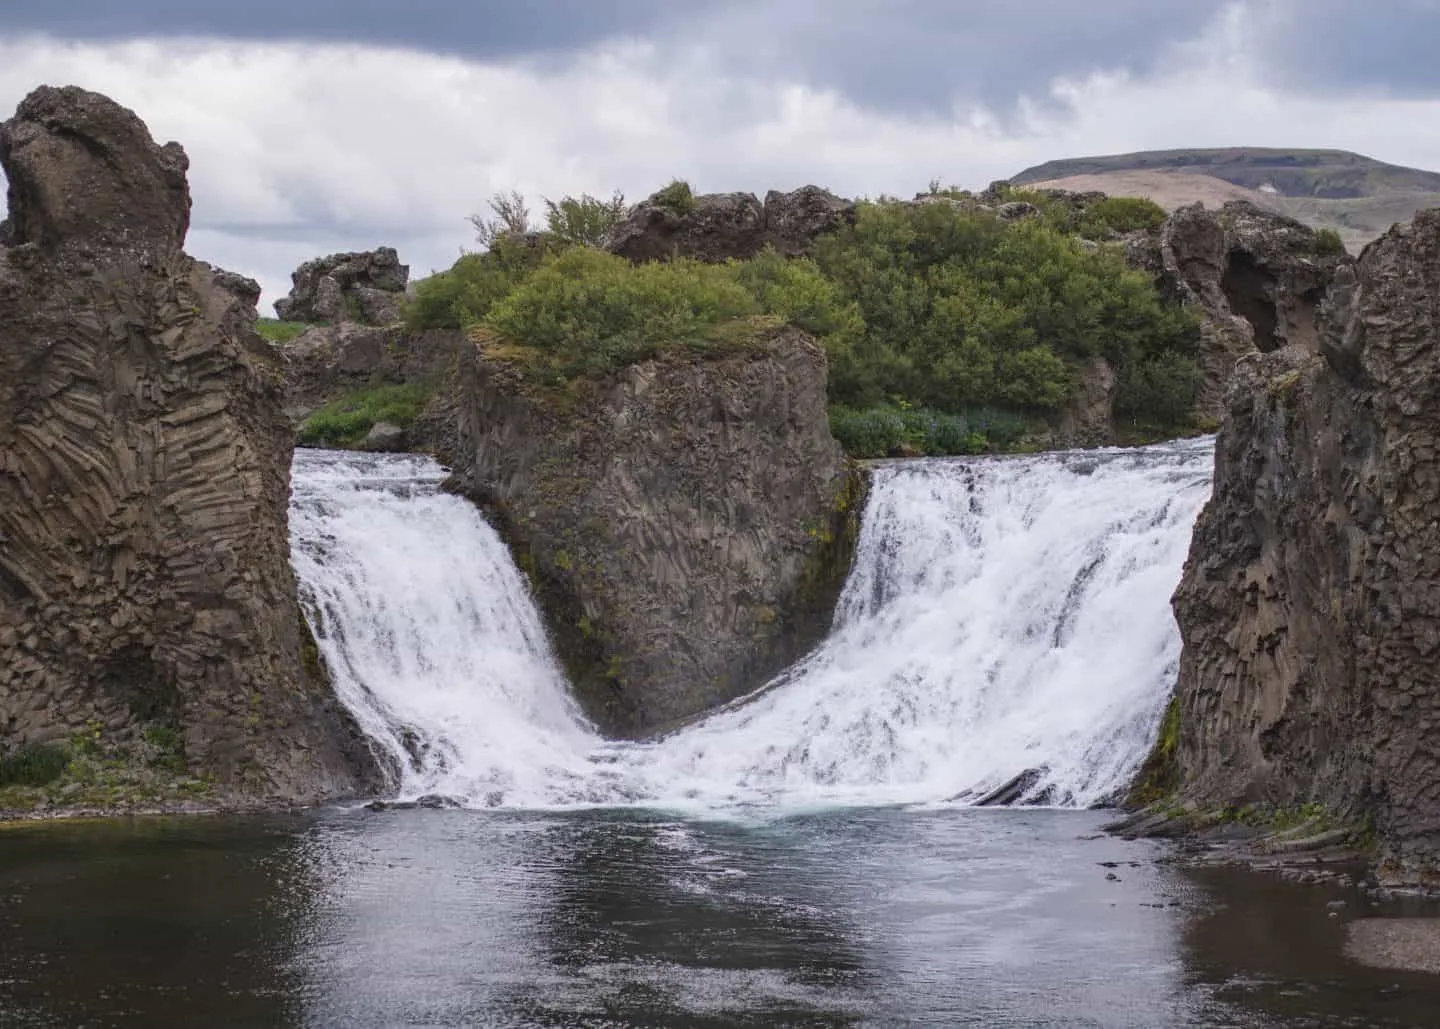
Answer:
[
  {"left": 606, "top": 186, "right": 856, "bottom": 264},
  {"left": 0, "top": 85, "right": 379, "bottom": 805},
  {"left": 1161, "top": 209, "right": 1440, "bottom": 884},
  {"left": 447, "top": 328, "right": 865, "bottom": 736},
  {"left": 1128, "top": 201, "right": 1348, "bottom": 421},
  {"left": 274, "top": 247, "right": 409, "bottom": 325}
]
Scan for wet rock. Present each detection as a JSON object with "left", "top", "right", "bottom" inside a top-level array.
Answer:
[
  {"left": 0, "top": 85, "right": 380, "bottom": 803},
  {"left": 274, "top": 247, "right": 409, "bottom": 325},
  {"left": 447, "top": 326, "right": 866, "bottom": 736},
  {"left": 362, "top": 421, "right": 407, "bottom": 453},
  {"left": 974, "top": 767, "right": 1048, "bottom": 807}
]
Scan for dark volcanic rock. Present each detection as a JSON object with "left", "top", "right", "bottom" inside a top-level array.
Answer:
[
  {"left": 274, "top": 247, "right": 409, "bottom": 325},
  {"left": 448, "top": 327, "right": 866, "bottom": 736},
  {"left": 606, "top": 185, "right": 856, "bottom": 263},
  {"left": 0, "top": 86, "right": 379, "bottom": 803},
  {"left": 1127, "top": 201, "right": 1349, "bottom": 420},
  {"left": 1160, "top": 208, "right": 1440, "bottom": 885}
]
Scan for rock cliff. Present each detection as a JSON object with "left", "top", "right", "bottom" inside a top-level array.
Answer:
[
  {"left": 606, "top": 185, "right": 855, "bottom": 264},
  {"left": 1154, "top": 209, "right": 1440, "bottom": 884},
  {"left": 0, "top": 85, "right": 379, "bottom": 805},
  {"left": 274, "top": 247, "right": 409, "bottom": 325},
  {"left": 1128, "top": 201, "right": 1348, "bottom": 421},
  {"left": 447, "top": 327, "right": 865, "bottom": 736}
]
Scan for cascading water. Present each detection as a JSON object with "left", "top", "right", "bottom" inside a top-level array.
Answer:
[{"left": 289, "top": 439, "right": 1213, "bottom": 812}]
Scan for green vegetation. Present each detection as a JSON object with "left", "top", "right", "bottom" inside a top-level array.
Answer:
[
  {"left": 830, "top": 405, "right": 1027, "bottom": 458},
  {"left": 484, "top": 247, "right": 762, "bottom": 377},
  {"left": 255, "top": 318, "right": 311, "bottom": 344},
  {"left": 1128, "top": 697, "right": 1182, "bottom": 806},
  {"left": 653, "top": 178, "right": 697, "bottom": 215},
  {"left": 1312, "top": 227, "right": 1346, "bottom": 256},
  {"left": 409, "top": 181, "right": 1203, "bottom": 452},
  {"left": 0, "top": 743, "right": 69, "bottom": 787},
  {"left": 299, "top": 383, "right": 432, "bottom": 447}
]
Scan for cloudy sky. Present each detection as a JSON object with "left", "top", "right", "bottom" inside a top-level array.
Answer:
[{"left": 1, "top": 0, "right": 1438, "bottom": 311}]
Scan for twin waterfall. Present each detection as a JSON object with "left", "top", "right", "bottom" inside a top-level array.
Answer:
[{"left": 289, "top": 441, "right": 1213, "bottom": 813}]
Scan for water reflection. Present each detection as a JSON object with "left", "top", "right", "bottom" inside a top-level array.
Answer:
[{"left": 3, "top": 810, "right": 1440, "bottom": 1027}]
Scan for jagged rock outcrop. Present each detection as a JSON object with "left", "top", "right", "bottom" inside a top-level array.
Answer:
[
  {"left": 274, "top": 247, "right": 409, "bottom": 326},
  {"left": 447, "top": 327, "right": 866, "bottom": 736},
  {"left": 1128, "top": 201, "right": 1349, "bottom": 421},
  {"left": 606, "top": 185, "right": 856, "bottom": 263},
  {"left": 1159, "top": 209, "right": 1440, "bottom": 884},
  {"left": 281, "top": 322, "right": 464, "bottom": 455},
  {"left": 0, "top": 85, "right": 379, "bottom": 804}
]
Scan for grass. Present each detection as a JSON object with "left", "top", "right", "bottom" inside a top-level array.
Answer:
[
  {"left": 255, "top": 318, "right": 312, "bottom": 344},
  {"left": 0, "top": 744, "right": 70, "bottom": 788},
  {"left": 298, "top": 383, "right": 432, "bottom": 448}
]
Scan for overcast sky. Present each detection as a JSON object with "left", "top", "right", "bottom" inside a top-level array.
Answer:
[{"left": 2, "top": 0, "right": 1438, "bottom": 311}]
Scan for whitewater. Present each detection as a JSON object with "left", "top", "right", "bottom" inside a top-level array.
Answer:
[{"left": 289, "top": 439, "right": 1213, "bottom": 813}]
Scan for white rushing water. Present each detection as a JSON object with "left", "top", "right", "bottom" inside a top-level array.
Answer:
[{"left": 289, "top": 440, "right": 1213, "bottom": 812}]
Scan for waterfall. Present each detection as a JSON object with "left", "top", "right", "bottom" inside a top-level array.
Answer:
[{"left": 289, "top": 439, "right": 1212, "bottom": 811}]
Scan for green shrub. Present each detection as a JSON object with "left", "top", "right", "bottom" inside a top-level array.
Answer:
[
  {"left": 403, "top": 233, "right": 557, "bottom": 331},
  {"left": 0, "top": 743, "right": 69, "bottom": 787},
  {"left": 653, "top": 179, "right": 697, "bottom": 215},
  {"left": 255, "top": 319, "right": 310, "bottom": 344},
  {"left": 1313, "top": 227, "right": 1346, "bottom": 256},
  {"left": 544, "top": 191, "right": 627, "bottom": 246},
  {"left": 810, "top": 202, "right": 1197, "bottom": 416},
  {"left": 484, "top": 247, "right": 761, "bottom": 376},
  {"left": 299, "top": 383, "right": 432, "bottom": 447},
  {"left": 1113, "top": 350, "right": 1204, "bottom": 425},
  {"left": 828, "top": 405, "right": 1028, "bottom": 458}
]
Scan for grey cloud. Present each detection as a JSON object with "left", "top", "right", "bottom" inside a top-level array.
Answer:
[{"left": 1252, "top": 0, "right": 1440, "bottom": 97}]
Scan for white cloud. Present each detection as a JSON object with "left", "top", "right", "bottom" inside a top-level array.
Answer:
[{"left": 2, "top": 21, "right": 1439, "bottom": 312}]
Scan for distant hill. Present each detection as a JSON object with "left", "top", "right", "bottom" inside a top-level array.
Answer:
[{"left": 1011, "top": 148, "right": 1440, "bottom": 250}]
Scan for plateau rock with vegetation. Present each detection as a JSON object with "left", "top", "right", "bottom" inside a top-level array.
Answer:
[
  {"left": 445, "top": 248, "right": 864, "bottom": 734},
  {"left": 0, "top": 85, "right": 380, "bottom": 809},
  {"left": 1137, "top": 209, "right": 1440, "bottom": 885}
]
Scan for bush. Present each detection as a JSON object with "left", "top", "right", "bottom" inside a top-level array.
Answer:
[
  {"left": 810, "top": 202, "right": 1198, "bottom": 416},
  {"left": 299, "top": 383, "right": 432, "bottom": 447},
  {"left": 1313, "top": 227, "right": 1346, "bottom": 256},
  {"left": 404, "top": 234, "right": 557, "bottom": 331},
  {"left": 255, "top": 319, "right": 310, "bottom": 344},
  {"left": 828, "top": 405, "right": 1028, "bottom": 458},
  {"left": 653, "top": 179, "right": 697, "bottom": 215},
  {"left": 484, "top": 247, "right": 761, "bottom": 376},
  {"left": 1113, "top": 350, "right": 1204, "bottom": 425},
  {"left": 544, "top": 191, "right": 627, "bottom": 246},
  {"left": 0, "top": 743, "right": 69, "bottom": 787}
]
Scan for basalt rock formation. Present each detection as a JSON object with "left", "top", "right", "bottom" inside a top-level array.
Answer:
[
  {"left": 447, "top": 327, "right": 866, "bottom": 736},
  {"left": 1127, "top": 201, "right": 1349, "bottom": 421},
  {"left": 606, "top": 185, "right": 856, "bottom": 264},
  {"left": 1152, "top": 209, "right": 1440, "bottom": 884},
  {"left": 0, "top": 85, "right": 380, "bottom": 805},
  {"left": 274, "top": 247, "right": 409, "bottom": 326}
]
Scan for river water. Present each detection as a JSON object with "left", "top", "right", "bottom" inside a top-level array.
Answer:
[
  {"left": 4, "top": 443, "right": 1438, "bottom": 1026},
  {"left": 2, "top": 809, "right": 1439, "bottom": 1027}
]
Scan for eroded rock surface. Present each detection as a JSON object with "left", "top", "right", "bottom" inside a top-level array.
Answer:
[
  {"left": 0, "top": 85, "right": 379, "bottom": 803},
  {"left": 1162, "top": 209, "right": 1440, "bottom": 884},
  {"left": 606, "top": 185, "right": 856, "bottom": 263},
  {"left": 448, "top": 328, "right": 865, "bottom": 736},
  {"left": 274, "top": 247, "right": 409, "bottom": 325},
  {"left": 1128, "top": 201, "right": 1349, "bottom": 420}
]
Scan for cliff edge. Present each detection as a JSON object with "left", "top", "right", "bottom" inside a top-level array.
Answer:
[{"left": 0, "top": 86, "right": 380, "bottom": 808}]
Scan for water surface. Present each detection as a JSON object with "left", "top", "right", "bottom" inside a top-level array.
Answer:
[{"left": 2, "top": 808, "right": 1437, "bottom": 1027}]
